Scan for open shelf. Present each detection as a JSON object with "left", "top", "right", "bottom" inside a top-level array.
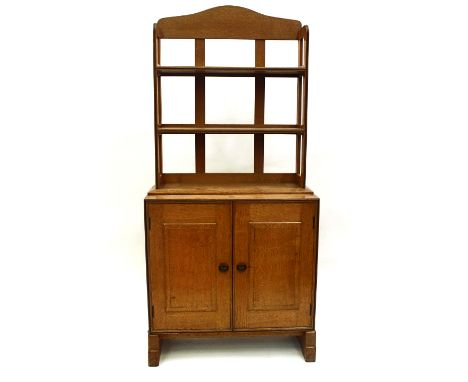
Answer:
[
  {"left": 152, "top": 6, "right": 310, "bottom": 189},
  {"left": 157, "top": 124, "right": 304, "bottom": 134},
  {"left": 154, "top": 173, "right": 311, "bottom": 195},
  {"left": 149, "top": 181, "right": 313, "bottom": 195},
  {"left": 155, "top": 66, "right": 306, "bottom": 77},
  {"left": 160, "top": 173, "right": 300, "bottom": 183}
]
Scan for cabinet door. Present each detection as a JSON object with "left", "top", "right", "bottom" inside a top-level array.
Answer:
[
  {"left": 146, "top": 203, "right": 232, "bottom": 331},
  {"left": 233, "top": 202, "right": 317, "bottom": 329}
]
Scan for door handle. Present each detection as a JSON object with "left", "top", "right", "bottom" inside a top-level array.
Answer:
[
  {"left": 218, "top": 263, "right": 229, "bottom": 272},
  {"left": 236, "top": 263, "right": 247, "bottom": 272}
]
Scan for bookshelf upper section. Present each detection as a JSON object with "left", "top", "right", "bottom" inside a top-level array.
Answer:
[
  {"left": 155, "top": 6, "right": 303, "bottom": 40},
  {"left": 152, "top": 7, "right": 310, "bottom": 188}
]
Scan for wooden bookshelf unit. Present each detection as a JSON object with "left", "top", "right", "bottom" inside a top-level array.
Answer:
[{"left": 144, "top": 6, "right": 319, "bottom": 366}]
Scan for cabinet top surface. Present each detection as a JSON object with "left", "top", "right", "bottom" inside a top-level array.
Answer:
[{"left": 146, "top": 184, "right": 318, "bottom": 201}]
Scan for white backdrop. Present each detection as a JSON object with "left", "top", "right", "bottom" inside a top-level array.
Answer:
[{"left": 1, "top": 0, "right": 468, "bottom": 381}]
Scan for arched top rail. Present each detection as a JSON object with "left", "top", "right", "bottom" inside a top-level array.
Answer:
[{"left": 155, "top": 6, "right": 302, "bottom": 40}]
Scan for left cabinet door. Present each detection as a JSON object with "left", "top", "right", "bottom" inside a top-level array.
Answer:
[{"left": 146, "top": 202, "right": 232, "bottom": 331}]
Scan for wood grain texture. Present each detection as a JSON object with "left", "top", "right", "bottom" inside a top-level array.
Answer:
[
  {"left": 311, "top": 199, "right": 320, "bottom": 330},
  {"left": 160, "top": 173, "right": 298, "bottom": 185},
  {"left": 156, "top": 6, "right": 302, "bottom": 40},
  {"left": 147, "top": 203, "right": 232, "bottom": 330},
  {"left": 163, "top": 223, "right": 217, "bottom": 312},
  {"left": 247, "top": 222, "right": 301, "bottom": 310},
  {"left": 233, "top": 202, "right": 317, "bottom": 329},
  {"left": 146, "top": 194, "right": 317, "bottom": 202},
  {"left": 148, "top": 184, "right": 314, "bottom": 195},
  {"left": 157, "top": 329, "right": 308, "bottom": 338}
]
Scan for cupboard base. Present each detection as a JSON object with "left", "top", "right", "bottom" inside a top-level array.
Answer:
[
  {"left": 148, "top": 334, "right": 161, "bottom": 367},
  {"left": 297, "top": 330, "right": 316, "bottom": 362},
  {"left": 148, "top": 330, "right": 316, "bottom": 366}
]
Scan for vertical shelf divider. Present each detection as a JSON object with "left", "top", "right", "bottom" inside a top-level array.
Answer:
[
  {"left": 195, "top": 38, "right": 206, "bottom": 173},
  {"left": 254, "top": 40, "right": 265, "bottom": 174}
]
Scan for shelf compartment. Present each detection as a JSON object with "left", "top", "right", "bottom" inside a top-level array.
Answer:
[
  {"left": 159, "top": 173, "right": 300, "bottom": 185},
  {"left": 148, "top": 183, "right": 313, "bottom": 195},
  {"left": 155, "top": 66, "right": 306, "bottom": 77},
  {"left": 158, "top": 124, "right": 304, "bottom": 134}
]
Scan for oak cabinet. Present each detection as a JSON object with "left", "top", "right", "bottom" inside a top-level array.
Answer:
[
  {"left": 145, "top": 198, "right": 319, "bottom": 365},
  {"left": 144, "top": 5, "right": 319, "bottom": 366},
  {"left": 146, "top": 201, "right": 317, "bottom": 332}
]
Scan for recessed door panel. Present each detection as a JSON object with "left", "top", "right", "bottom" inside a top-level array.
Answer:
[
  {"left": 248, "top": 222, "right": 301, "bottom": 311},
  {"left": 164, "top": 223, "right": 217, "bottom": 312}
]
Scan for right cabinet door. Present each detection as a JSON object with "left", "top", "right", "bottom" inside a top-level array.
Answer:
[{"left": 233, "top": 202, "right": 318, "bottom": 329}]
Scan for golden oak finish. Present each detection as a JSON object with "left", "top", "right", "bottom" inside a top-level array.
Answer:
[
  {"left": 145, "top": 197, "right": 319, "bottom": 366},
  {"left": 159, "top": 173, "right": 299, "bottom": 186},
  {"left": 153, "top": 7, "right": 310, "bottom": 188},
  {"left": 144, "top": 6, "right": 318, "bottom": 366},
  {"left": 158, "top": 124, "right": 304, "bottom": 134},
  {"left": 298, "top": 330, "right": 316, "bottom": 362},
  {"left": 148, "top": 184, "right": 314, "bottom": 195},
  {"left": 146, "top": 194, "right": 317, "bottom": 202},
  {"left": 160, "top": 329, "right": 308, "bottom": 338},
  {"left": 254, "top": 39, "right": 265, "bottom": 174},
  {"left": 148, "top": 334, "right": 161, "bottom": 367},
  {"left": 233, "top": 202, "right": 317, "bottom": 329},
  {"left": 147, "top": 203, "right": 232, "bottom": 331},
  {"left": 156, "top": 6, "right": 302, "bottom": 39}
]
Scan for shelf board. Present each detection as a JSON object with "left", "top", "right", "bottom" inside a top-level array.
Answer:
[
  {"left": 155, "top": 66, "right": 306, "bottom": 77},
  {"left": 146, "top": 193, "right": 316, "bottom": 201},
  {"left": 158, "top": 173, "right": 300, "bottom": 186},
  {"left": 157, "top": 124, "right": 304, "bottom": 134},
  {"left": 148, "top": 182, "right": 314, "bottom": 196}
]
